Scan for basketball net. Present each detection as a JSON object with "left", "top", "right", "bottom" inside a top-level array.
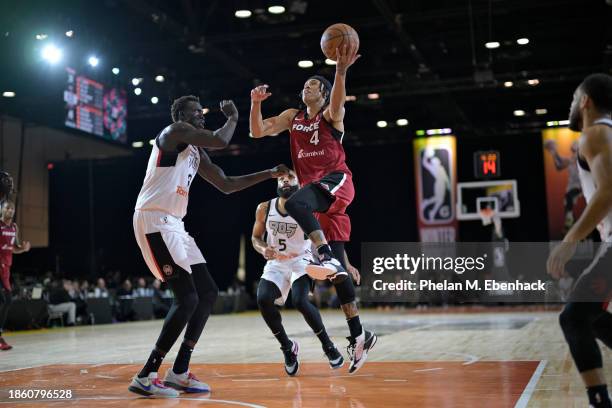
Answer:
[{"left": 479, "top": 208, "right": 503, "bottom": 237}]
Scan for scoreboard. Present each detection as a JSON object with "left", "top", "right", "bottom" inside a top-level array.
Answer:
[
  {"left": 474, "top": 150, "right": 501, "bottom": 179},
  {"left": 63, "top": 67, "right": 127, "bottom": 143}
]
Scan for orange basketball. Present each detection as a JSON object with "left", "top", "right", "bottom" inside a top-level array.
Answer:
[{"left": 320, "top": 23, "right": 359, "bottom": 61}]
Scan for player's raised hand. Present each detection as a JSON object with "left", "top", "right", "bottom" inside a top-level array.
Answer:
[
  {"left": 269, "top": 164, "right": 291, "bottom": 178},
  {"left": 220, "top": 100, "right": 238, "bottom": 120},
  {"left": 251, "top": 85, "right": 272, "bottom": 103},
  {"left": 336, "top": 43, "right": 361, "bottom": 74}
]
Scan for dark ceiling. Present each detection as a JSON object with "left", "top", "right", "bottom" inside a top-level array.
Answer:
[{"left": 1, "top": 0, "right": 611, "bottom": 150}]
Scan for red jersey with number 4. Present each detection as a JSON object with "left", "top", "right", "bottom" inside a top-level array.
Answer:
[
  {"left": 0, "top": 221, "right": 16, "bottom": 267},
  {"left": 289, "top": 110, "right": 352, "bottom": 185}
]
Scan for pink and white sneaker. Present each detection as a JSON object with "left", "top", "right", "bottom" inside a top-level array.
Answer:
[{"left": 128, "top": 372, "right": 179, "bottom": 397}]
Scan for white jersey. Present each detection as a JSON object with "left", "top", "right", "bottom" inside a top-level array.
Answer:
[
  {"left": 135, "top": 138, "right": 200, "bottom": 219},
  {"left": 265, "top": 198, "right": 310, "bottom": 259},
  {"left": 577, "top": 118, "right": 612, "bottom": 241}
]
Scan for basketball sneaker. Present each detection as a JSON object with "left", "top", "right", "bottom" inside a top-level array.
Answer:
[
  {"left": 128, "top": 372, "right": 179, "bottom": 397},
  {"left": 324, "top": 344, "right": 344, "bottom": 369},
  {"left": 347, "top": 330, "right": 377, "bottom": 374},
  {"left": 306, "top": 253, "right": 348, "bottom": 284},
  {"left": 0, "top": 336, "right": 13, "bottom": 351},
  {"left": 164, "top": 369, "right": 210, "bottom": 393},
  {"left": 282, "top": 340, "right": 299, "bottom": 376}
]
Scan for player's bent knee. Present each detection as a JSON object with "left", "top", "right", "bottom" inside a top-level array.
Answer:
[
  {"left": 180, "top": 292, "right": 200, "bottom": 315},
  {"left": 335, "top": 278, "right": 356, "bottom": 304}
]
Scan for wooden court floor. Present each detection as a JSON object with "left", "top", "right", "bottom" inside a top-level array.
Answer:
[{"left": 0, "top": 308, "right": 609, "bottom": 407}]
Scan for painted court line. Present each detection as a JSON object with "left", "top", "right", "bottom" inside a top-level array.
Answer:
[
  {"left": 414, "top": 368, "right": 444, "bottom": 373},
  {"left": 232, "top": 378, "right": 280, "bottom": 382},
  {"left": 0, "top": 397, "right": 265, "bottom": 407},
  {"left": 384, "top": 379, "right": 408, "bottom": 382},
  {"left": 514, "top": 360, "right": 547, "bottom": 408}
]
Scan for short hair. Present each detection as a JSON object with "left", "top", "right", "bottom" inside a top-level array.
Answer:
[
  {"left": 171, "top": 95, "right": 200, "bottom": 122},
  {"left": 580, "top": 73, "right": 612, "bottom": 113},
  {"left": 1, "top": 199, "right": 14, "bottom": 207}
]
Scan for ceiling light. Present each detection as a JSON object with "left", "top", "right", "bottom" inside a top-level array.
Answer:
[
  {"left": 41, "top": 44, "right": 62, "bottom": 64},
  {"left": 132, "top": 78, "right": 142, "bottom": 86},
  {"left": 345, "top": 95, "right": 357, "bottom": 101},
  {"left": 485, "top": 41, "right": 500, "bottom": 49},
  {"left": 517, "top": 38, "right": 529, "bottom": 45},
  {"left": 527, "top": 79, "right": 540, "bottom": 86},
  {"left": 325, "top": 58, "right": 336, "bottom": 65},
  {"left": 367, "top": 93, "right": 380, "bottom": 100},
  {"left": 377, "top": 120, "right": 388, "bottom": 128},
  {"left": 235, "top": 10, "right": 252, "bottom": 18},
  {"left": 268, "top": 5, "right": 286, "bottom": 14},
  {"left": 132, "top": 141, "right": 144, "bottom": 148},
  {"left": 134, "top": 88, "right": 142, "bottom": 95},
  {"left": 65, "top": 30, "right": 74, "bottom": 38},
  {"left": 396, "top": 119, "right": 409, "bottom": 126},
  {"left": 112, "top": 67, "right": 120, "bottom": 75},
  {"left": 35, "top": 34, "right": 48, "bottom": 40},
  {"left": 535, "top": 108, "right": 547, "bottom": 115},
  {"left": 513, "top": 110, "right": 526, "bottom": 117},
  {"left": 504, "top": 81, "right": 513, "bottom": 88},
  {"left": 151, "top": 96, "right": 159, "bottom": 104},
  {"left": 88, "top": 56, "right": 99, "bottom": 67},
  {"left": 298, "top": 60, "right": 313, "bottom": 68},
  {"left": 2, "top": 91, "right": 15, "bottom": 98},
  {"left": 155, "top": 75, "right": 164, "bottom": 82},
  {"left": 149, "top": 139, "right": 155, "bottom": 146}
]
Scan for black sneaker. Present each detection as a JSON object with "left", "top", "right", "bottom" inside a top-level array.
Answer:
[
  {"left": 324, "top": 344, "right": 344, "bottom": 369},
  {"left": 347, "top": 330, "right": 377, "bottom": 374},
  {"left": 282, "top": 340, "right": 299, "bottom": 376},
  {"left": 305, "top": 253, "right": 348, "bottom": 284}
]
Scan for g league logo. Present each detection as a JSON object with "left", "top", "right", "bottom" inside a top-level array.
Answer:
[{"left": 419, "top": 147, "right": 453, "bottom": 224}]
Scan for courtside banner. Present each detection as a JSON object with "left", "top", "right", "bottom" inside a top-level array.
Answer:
[
  {"left": 413, "top": 136, "right": 458, "bottom": 242},
  {"left": 542, "top": 128, "right": 585, "bottom": 240},
  {"left": 360, "top": 242, "right": 611, "bottom": 303}
]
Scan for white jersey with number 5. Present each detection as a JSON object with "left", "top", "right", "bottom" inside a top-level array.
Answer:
[
  {"left": 135, "top": 138, "right": 200, "bottom": 219},
  {"left": 265, "top": 198, "right": 310, "bottom": 259}
]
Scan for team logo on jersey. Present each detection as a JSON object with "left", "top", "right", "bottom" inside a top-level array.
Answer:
[
  {"left": 297, "top": 148, "right": 325, "bottom": 159},
  {"left": 162, "top": 264, "right": 173, "bottom": 276},
  {"left": 269, "top": 221, "right": 298, "bottom": 238},
  {"left": 292, "top": 121, "right": 320, "bottom": 133}
]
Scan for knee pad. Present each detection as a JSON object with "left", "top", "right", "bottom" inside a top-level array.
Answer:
[
  {"left": 335, "top": 278, "right": 356, "bottom": 304},
  {"left": 291, "top": 291, "right": 310, "bottom": 312}
]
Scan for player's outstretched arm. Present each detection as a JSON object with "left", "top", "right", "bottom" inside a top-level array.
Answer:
[
  {"left": 251, "top": 202, "right": 278, "bottom": 260},
  {"left": 564, "top": 126, "right": 612, "bottom": 242},
  {"left": 12, "top": 225, "right": 31, "bottom": 254},
  {"left": 249, "top": 85, "right": 296, "bottom": 138},
  {"left": 328, "top": 44, "right": 361, "bottom": 123},
  {"left": 164, "top": 100, "right": 238, "bottom": 149},
  {"left": 197, "top": 149, "right": 290, "bottom": 194}
]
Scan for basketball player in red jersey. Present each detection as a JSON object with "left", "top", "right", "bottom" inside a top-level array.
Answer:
[
  {"left": 0, "top": 200, "right": 31, "bottom": 350},
  {"left": 249, "top": 43, "right": 377, "bottom": 374}
]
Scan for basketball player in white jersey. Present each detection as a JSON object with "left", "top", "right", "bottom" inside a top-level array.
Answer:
[
  {"left": 252, "top": 170, "right": 344, "bottom": 376},
  {"left": 547, "top": 73, "right": 612, "bottom": 408},
  {"left": 130, "top": 95, "right": 289, "bottom": 397}
]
